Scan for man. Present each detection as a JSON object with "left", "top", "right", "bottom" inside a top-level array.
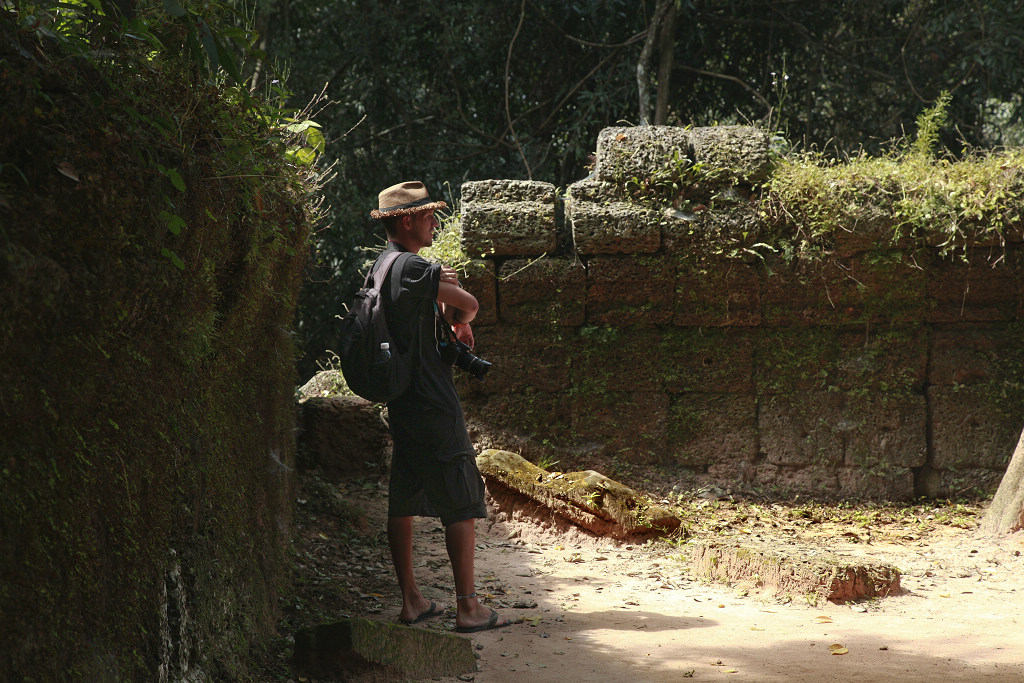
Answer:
[{"left": 369, "top": 181, "right": 513, "bottom": 633}]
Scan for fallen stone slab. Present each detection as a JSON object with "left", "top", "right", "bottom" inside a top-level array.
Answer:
[
  {"left": 689, "top": 538, "right": 902, "bottom": 604},
  {"left": 477, "top": 448, "right": 682, "bottom": 539},
  {"left": 292, "top": 618, "right": 476, "bottom": 680}
]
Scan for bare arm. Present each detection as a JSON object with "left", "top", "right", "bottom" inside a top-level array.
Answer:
[{"left": 437, "top": 281, "right": 478, "bottom": 324}]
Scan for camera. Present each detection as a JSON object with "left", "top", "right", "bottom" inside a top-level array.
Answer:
[{"left": 443, "top": 337, "right": 492, "bottom": 380}]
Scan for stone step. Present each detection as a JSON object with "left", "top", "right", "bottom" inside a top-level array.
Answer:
[{"left": 293, "top": 617, "right": 476, "bottom": 680}]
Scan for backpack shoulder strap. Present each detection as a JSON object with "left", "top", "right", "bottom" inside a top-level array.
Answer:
[
  {"left": 367, "top": 250, "right": 405, "bottom": 290},
  {"left": 388, "top": 252, "right": 416, "bottom": 302}
]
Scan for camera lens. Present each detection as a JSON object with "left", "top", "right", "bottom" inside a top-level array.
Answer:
[{"left": 456, "top": 350, "right": 492, "bottom": 380}]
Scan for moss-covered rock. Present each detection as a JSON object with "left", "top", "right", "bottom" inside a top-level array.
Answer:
[
  {"left": 477, "top": 449, "right": 682, "bottom": 538},
  {"left": 297, "top": 395, "right": 391, "bottom": 479}
]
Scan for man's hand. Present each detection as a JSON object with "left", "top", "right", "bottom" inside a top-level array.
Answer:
[
  {"left": 440, "top": 265, "right": 461, "bottom": 287},
  {"left": 453, "top": 323, "right": 474, "bottom": 348}
]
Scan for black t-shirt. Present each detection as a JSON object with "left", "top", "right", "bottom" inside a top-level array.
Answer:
[{"left": 372, "top": 242, "right": 462, "bottom": 416}]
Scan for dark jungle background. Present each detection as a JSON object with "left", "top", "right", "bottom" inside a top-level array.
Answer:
[{"left": 262, "top": 0, "right": 1024, "bottom": 379}]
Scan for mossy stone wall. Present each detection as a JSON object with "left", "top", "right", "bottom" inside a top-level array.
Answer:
[
  {"left": 0, "top": 27, "right": 310, "bottom": 681},
  {"left": 458, "top": 125, "right": 1024, "bottom": 500}
]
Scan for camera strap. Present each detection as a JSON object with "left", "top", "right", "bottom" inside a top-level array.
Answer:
[{"left": 432, "top": 302, "right": 455, "bottom": 347}]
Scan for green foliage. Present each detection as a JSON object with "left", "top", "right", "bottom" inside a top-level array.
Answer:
[
  {"left": 597, "top": 116, "right": 1003, "bottom": 283},
  {"left": 764, "top": 100, "right": 1024, "bottom": 261},
  {"left": 622, "top": 149, "right": 727, "bottom": 205},
  {"left": 910, "top": 91, "right": 952, "bottom": 159},
  {"left": 10, "top": 0, "right": 247, "bottom": 83},
  {"left": 419, "top": 195, "right": 475, "bottom": 273}
]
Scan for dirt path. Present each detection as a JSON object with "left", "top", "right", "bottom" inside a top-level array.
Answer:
[
  {"left": 280, "top": 474, "right": 1024, "bottom": 683},
  {"left": 452, "top": 517, "right": 1024, "bottom": 682}
]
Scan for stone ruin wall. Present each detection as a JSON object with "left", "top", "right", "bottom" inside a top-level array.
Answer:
[{"left": 453, "top": 125, "right": 1024, "bottom": 500}]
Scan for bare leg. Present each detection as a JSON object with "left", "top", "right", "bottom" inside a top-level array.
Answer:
[
  {"left": 388, "top": 516, "right": 444, "bottom": 623},
  {"left": 445, "top": 518, "right": 512, "bottom": 630}
]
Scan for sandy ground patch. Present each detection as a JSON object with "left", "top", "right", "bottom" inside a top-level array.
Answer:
[{"left": 265, "top": 472, "right": 1024, "bottom": 683}]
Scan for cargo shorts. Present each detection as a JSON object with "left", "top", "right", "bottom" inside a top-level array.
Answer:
[{"left": 386, "top": 404, "right": 487, "bottom": 526}]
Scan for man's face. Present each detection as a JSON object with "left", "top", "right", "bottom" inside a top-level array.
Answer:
[{"left": 408, "top": 210, "right": 439, "bottom": 248}]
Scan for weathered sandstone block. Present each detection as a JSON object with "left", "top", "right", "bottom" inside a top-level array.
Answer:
[
  {"left": 464, "top": 325, "right": 572, "bottom": 395},
  {"left": 929, "top": 385, "right": 1021, "bottom": 471},
  {"left": 755, "top": 328, "right": 839, "bottom": 394},
  {"left": 926, "top": 248, "right": 1022, "bottom": 323},
  {"left": 759, "top": 390, "right": 925, "bottom": 476},
  {"left": 296, "top": 391, "right": 390, "bottom": 477},
  {"left": 498, "top": 257, "right": 586, "bottom": 326},
  {"left": 667, "top": 393, "right": 758, "bottom": 467},
  {"left": 759, "top": 392, "right": 846, "bottom": 468},
  {"left": 571, "top": 326, "right": 666, "bottom": 393},
  {"left": 761, "top": 253, "right": 926, "bottom": 326},
  {"left": 837, "top": 466, "right": 915, "bottom": 500},
  {"left": 570, "top": 390, "right": 669, "bottom": 462},
  {"left": 567, "top": 180, "right": 662, "bottom": 254},
  {"left": 929, "top": 325, "right": 1024, "bottom": 386},
  {"left": 837, "top": 392, "right": 927, "bottom": 470},
  {"left": 659, "top": 327, "right": 755, "bottom": 393},
  {"left": 674, "top": 258, "right": 761, "bottom": 327},
  {"left": 461, "top": 179, "right": 556, "bottom": 256},
  {"left": 593, "top": 126, "right": 693, "bottom": 183},
  {"left": 688, "top": 125, "right": 772, "bottom": 183},
  {"left": 586, "top": 254, "right": 674, "bottom": 324},
  {"left": 460, "top": 258, "right": 497, "bottom": 325},
  {"left": 834, "top": 327, "right": 927, "bottom": 393}
]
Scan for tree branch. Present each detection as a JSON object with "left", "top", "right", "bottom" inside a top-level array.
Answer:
[
  {"left": 677, "top": 64, "right": 771, "bottom": 109},
  {"left": 505, "top": 0, "right": 532, "bottom": 178},
  {"left": 525, "top": 0, "right": 647, "bottom": 49}
]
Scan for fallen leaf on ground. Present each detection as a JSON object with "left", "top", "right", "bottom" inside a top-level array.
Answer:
[
  {"left": 829, "top": 644, "right": 849, "bottom": 655},
  {"left": 58, "top": 161, "right": 80, "bottom": 181},
  {"left": 815, "top": 616, "right": 833, "bottom": 623}
]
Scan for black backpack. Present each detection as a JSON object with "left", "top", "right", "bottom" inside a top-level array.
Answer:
[{"left": 337, "top": 250, "right": 417, "bottom": 402}]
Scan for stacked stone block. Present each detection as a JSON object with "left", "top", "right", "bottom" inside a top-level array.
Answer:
[{"left": 457, "top": 125, "right": 1024, "bottom": 500}]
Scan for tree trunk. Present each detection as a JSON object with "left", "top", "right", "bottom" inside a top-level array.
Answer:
[
  {"left": 636, "top": 0, "right": 673, "bottom": 125},
  {"left": 653, "top": 1, "right": 677, "bottom": 125},
  {"left": 247, "top": 0, "right": 277, "bottom": 92},
  {"left": 981, "top": 424, "right": 1024, "bottom": 534}
]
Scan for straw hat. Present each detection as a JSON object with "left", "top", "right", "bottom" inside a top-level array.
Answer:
[{"left": 370, "top": 181, "right": 447, "bottom": 219}]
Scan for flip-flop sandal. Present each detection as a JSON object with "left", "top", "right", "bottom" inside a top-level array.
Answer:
[
  {"left": 454, "top": 609, "right": 511, "bottom": 634},
  {"left": 400, "top": 601, "right": 444, "bottom": 625}
]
